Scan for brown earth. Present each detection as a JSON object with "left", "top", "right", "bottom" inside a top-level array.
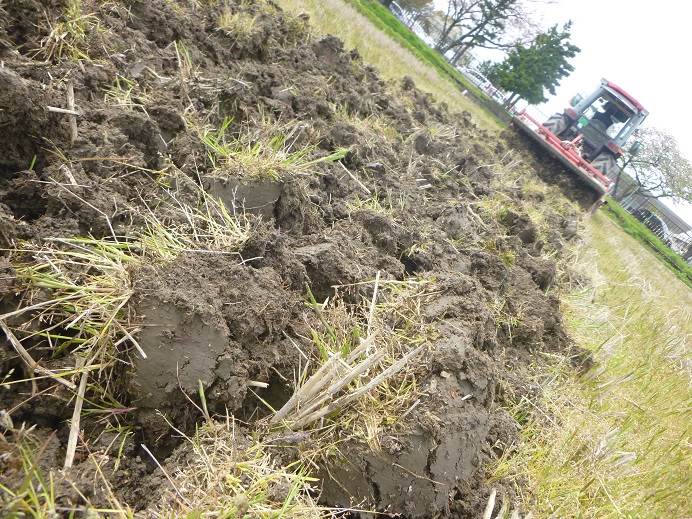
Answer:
[{"left": 0, "top": 0, "right": 591, "bottom": 516}]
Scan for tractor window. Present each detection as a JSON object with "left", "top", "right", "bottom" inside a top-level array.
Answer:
[
  {"left": 582, "top": 96, "right": 631, "bottom": 135},
  {"left": 579, "top": 97, "right": 610, "bottom": 127},
  {"left": 608, "top": 121, "right": 625, "bottom": 138}
]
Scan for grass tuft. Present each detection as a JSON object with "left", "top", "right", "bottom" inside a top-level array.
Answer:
[
  {"left": 346, "top": 191, "right": 404, "bottom": 216},
  {"left": 194, "top": 115, "right": 348, "bottom": 180},
  {"left": 0, "top": 434, "right": 58, "bottom": 517},
  {"left": 103, "top": 75, "right": 150, "bottom": 113},
  {"left": 9, "top": 237, "right": 139, "bottom": 371},
  {"left": 218, "top": 4, "right": 257, "bottom": 40},
  {"left": 147, "top": 417, "right": 330, "bottom": 517},
  {"left": 273, "top": 277, "right": 437, "bottom": 454},
  {"left": 3, "top": 185, "right": 251, "bottom": 425},
  {"left": 39, "top": 0, "right": 99, "bottom": 61}
]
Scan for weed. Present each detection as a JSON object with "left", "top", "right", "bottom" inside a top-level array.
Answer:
[
  {"left": 147, "top": 417, "right": 330, "bottom": 517},
  {"left": 273, "top": 277, "right": 437, "bottom": 454},
  {"left": 10, "top": 237, "right": 140, "bottom": 366},
  {"left": 137, "top": 184, "right": 253, "bottom": 260},
  {"left": 39, "top": 0, "right": 99, "bottom": 61},
  {"left": 333, "top": 104, "right": 400, "bottom": 142},
  {"left": 104, "top": 76, "right": 149, "bottom": 113},
  {"left": 346, "top": 191, "right": 403, "bottom": 216},
  {"left": 173, "top": 40, "right": 195, "bottom": 80},
  {"left": 194, "top": 115, "right": 347, "bottom": 180},
  {"left": 0, "top": 434, "right": 58, "bottom": 516},
  {"left": 499, "top": 249, "right": 516, "bottom": 267},
  {"left": 218, "top": 5, "right": 257, "bottom": 40},
  {"left": 491, "top": 297, "right": 523, "bottom": 343},
  {"left": 480, "top": 238, "right": 516, "bottom": 267},
  {"left": 2, "top": 185, "right": 252, "bottom": 473}
]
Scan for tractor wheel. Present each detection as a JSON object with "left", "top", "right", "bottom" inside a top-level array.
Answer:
[
  {"left": 591, "top": 153, "right": 619, "bottom": 180},
  {"left": 542, "top": 113, "right": 568, "bottom": 137}
]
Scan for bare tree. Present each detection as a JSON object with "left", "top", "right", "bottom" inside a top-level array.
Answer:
[
  {"left": 434, "top": 0, "right": 542, "bottom": 64},
  {"left": 620, "top": 128, "right": 692, "bottom": 203}
]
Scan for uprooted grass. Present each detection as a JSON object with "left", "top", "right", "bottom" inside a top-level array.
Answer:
[
  {"left": 271, "top": 276, "right": 437, "bottom": 454},
  {"left": 38, "top": 0, "right": 100, "bottom": 62},
  {"left": 191, "top": 115, "right": 348, "bottom": 180},
  {"left": 1, "top": 185, "right": 252, "bottom": 448},
  {"left": 1, "top": 430, "right": 60, "bottom": 517},
  {"left": 147, "top": 417, "right": 332, "bottom": 517},
  {"left": 346, "top": 190, "right": 404, "bottom": 216},
  {"left": 333, "top": 104, "right": 401, "bottom": 143},
  {"left": 276, "top": 0, "right": 503, "bottom": 132},
  {"left": 476, "top": 150, "right": 581, "bottom": 247},
  {"left": 490, "top": 215, "right": 692, "bottom": 517},
  {"left": 218, "top": 3, "right": 258, "bottom": 40},
  {"left": 103, "top": 75, "right": 151, "bottom": 114}
]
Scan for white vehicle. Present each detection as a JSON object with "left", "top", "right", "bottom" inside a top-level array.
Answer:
[
  {"left": 460, "top": 67, "right": 506, "bottom": 102},
  {"left": 388, "top": 2, "right": 406, "bottom": 22}
]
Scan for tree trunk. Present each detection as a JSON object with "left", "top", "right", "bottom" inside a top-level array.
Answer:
[
  {"left": 451, "top": 46, "right": 464, "bottom": 65},
  {"left": 435, "top": 26, "right": 456, "bottom": 51}
]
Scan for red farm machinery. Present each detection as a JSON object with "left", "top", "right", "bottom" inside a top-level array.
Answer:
[{"left": 513, "top": 79, "right": 648, "bottom": 204}]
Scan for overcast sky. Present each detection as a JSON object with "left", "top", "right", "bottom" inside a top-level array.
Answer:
[
  {"left": 432, "top": 0, "right": 692, "bottom": 222},
  {"left": 533, "top": 0, "right": 692, "bottom": 222}
]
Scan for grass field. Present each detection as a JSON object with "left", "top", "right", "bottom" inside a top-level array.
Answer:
[
  {"left": 603, "top": 200, "right": 692, "bottom": 288},
  {"left": 344, "top": 1, "right": 486, "bottom": 98},
  {"left": 272, "top": 3, "right": 692, "bottom": 516},
  {"left": 493, "top": 213, "right": 691, "bottom": 517},
  {"left": 276, "top": 0, "right": 503, "bottom": 131}
]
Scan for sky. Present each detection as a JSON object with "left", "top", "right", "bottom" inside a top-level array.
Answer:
[
  {"left": 434, "top": 0, "right": 692, "bottom": 223},
  {"left": 531, "top": 0, "right": 692, "bottom": 222}
]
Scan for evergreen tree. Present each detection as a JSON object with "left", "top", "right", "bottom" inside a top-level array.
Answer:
[{"left": 486, "top": 23, "right": 579, "bottom": 106}]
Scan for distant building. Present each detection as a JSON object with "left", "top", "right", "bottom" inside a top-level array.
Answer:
[{"left": 611, "top": 172, "right": 692, "bottom": 260}]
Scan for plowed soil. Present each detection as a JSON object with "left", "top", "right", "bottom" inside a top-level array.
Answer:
[{"left": 1, "top": 1, "right": 591, "bottom": 516}]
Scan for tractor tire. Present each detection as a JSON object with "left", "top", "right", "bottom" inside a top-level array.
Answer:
[
  {"left": 542, "top": 113, "right": 568, "bottom": 137},
  {"left": 591, "top": 153, "right": 619, "bottom": 180}
]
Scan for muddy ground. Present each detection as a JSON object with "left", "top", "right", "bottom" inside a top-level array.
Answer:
[{"left": 0, "top": 0, "right": 593, "bottom": 516}]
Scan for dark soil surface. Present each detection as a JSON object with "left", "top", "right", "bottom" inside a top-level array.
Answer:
[{"left": 0, "top": 0, "right": 590, "bottom": 516}]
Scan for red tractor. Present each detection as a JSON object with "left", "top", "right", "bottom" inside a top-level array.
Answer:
[{"left": 513, "top": 79, "right": 648, "bottom": 201}]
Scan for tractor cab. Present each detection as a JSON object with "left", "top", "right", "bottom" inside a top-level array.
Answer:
[
  {"left": 512, "top": 79, "right": 649, "bottom": 202},
  {"left": 543, "top": 79, "right": 648, "bottom": 178},
  {"left": 568, "top": 80, "right": 648, "bottom": 159}
]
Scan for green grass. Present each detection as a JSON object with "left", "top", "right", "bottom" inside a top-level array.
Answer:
[
  {"left": 40, "top": 0, "right": 99, "bottom": 61},
  {"left": 192, "top": 116, "right": 348, "bottom": 180},
  {"left": 601, "top": 199, "right": 692, "bottom": 288},
  {"left": 346, "top": 1, "right": 474, "bottom": 92},
  {"left": 345, "top": 0, "right": 509, "bottom": 125},
  {"left": 276, "top": 0, "right": 502, "bottom": 130},
  {"left": 492, "top": 213, "right": 692, "bottom": 517}
]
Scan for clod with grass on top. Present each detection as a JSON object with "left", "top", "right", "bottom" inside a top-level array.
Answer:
[
  {"left": 272, "top": 276, "right": 436, "bottom": 454},
  {"left": 193, "top": 115, "right": 348, "bottom": 181},
  {"left": 39, "top": 0, "right": 100, "bottom": 62},
  {"left": 146, "top": 417, "right": 331, "bottom": 518}
]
